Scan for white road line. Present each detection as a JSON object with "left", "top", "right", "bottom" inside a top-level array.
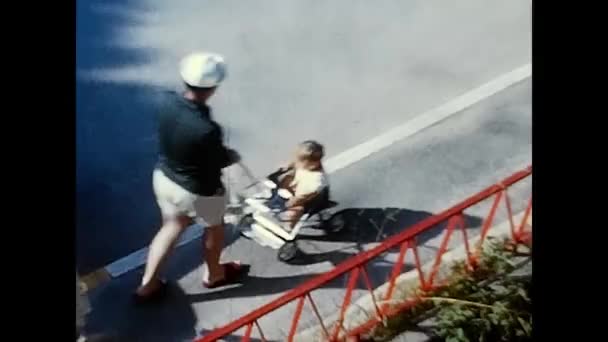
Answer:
[
  {"left": 105, "top": 225, "right": 204, "bottom": 277},
  {"left": 98, "top": 63, "right": 532, "bottom": 280},
  {"left": 324, "top": 63, "right": 531, "bottom": 173}
]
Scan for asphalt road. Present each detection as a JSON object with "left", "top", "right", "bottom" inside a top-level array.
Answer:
[
  {"left": 85, "top": 78, "right": 531, "bottom": 341},
  {"left": 76, "top": 0, "right": 531, "bottom": 273}
]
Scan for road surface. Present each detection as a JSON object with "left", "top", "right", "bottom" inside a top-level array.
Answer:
[{"left": 76, "top": 0, "right": 530, "bottom": 273}]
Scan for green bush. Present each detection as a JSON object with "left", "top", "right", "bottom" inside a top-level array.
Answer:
[
  {"left": 431, "top": 240, "right": 532, "bottom": 341},
  {"left": 433, "top": 279, "right": 531, "bottom": 341},
  {"left": 366, "top": 239, "right": 532, "bottom": 342}
]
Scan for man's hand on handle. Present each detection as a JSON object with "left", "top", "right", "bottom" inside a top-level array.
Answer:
[{"left": 226, "top": 148, "right": 241, "bottom": 165}]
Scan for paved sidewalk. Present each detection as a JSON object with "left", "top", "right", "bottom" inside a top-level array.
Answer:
[
  {"left": 85, "top": 206, "right": 529, "bottom": 341},
  {"left": 84, "top": 215, "right": 474, "bottom": 341}
]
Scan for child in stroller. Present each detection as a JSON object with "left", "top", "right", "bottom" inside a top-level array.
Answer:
[
  {"left": 239, "top": 141, "right": 343, "bottom": 261},
  {"left": 267, "top": 140, "right": 329, "bottom": 230}
]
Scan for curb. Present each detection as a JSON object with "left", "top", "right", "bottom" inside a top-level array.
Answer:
[
  {"left": 80, "top": 268, "right": 112, "bottom": 293},
  {"left": 294, "top": 211, "right": 531, "bottom": 341},
  {"left": 79, "top": 213, "right": 246, "bottom": 292},
  {"left": 79, "top": 223, "right": 206, "bottom": 292}
]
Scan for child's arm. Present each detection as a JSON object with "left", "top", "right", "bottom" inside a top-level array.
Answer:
[{"left": 286, "top": 191, "right": 319, "bottom": 208}]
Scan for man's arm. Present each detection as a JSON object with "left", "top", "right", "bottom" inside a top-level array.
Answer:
[
  {"left": 206, "top": 127, "right": 240, "bottom": 169},
  {"left": 220, "top": 147, "right": 241, "bottom": 168}
]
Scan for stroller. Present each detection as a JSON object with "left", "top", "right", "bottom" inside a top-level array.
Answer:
[{"left": 232, "top": 165, "right": 343, "bottom": 262}]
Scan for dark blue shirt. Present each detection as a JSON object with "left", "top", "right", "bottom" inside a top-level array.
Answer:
[{"left": 156, "top": 93, "right": 232, "bottom": 196}]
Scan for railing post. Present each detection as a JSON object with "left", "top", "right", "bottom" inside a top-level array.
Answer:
[
  {"left": 287, "top": 296, "right": 306, "bottom": 342},
  {"left": 426, "top": 216, "right": 458, "bottom": 289},
  {"left": 332, "top": 268, "right": 360, "bottom": 341}
]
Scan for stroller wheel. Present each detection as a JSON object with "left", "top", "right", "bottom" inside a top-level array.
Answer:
[
  {"left": 278, "top": 241, "right": 299, "bottom": 262},
  {"left": 239, "top": 214, "right": 255, "bottom": 226},
  {"left": 239, "top": 214, "right": 256, "bottom": 238}
]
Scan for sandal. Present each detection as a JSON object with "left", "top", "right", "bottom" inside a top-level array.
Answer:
[
  {"left": 132, "top": 280, "right": 168, "bottom": 305},
  {"left": 203, "top": 262, "right": 250, "bottom": 289}
]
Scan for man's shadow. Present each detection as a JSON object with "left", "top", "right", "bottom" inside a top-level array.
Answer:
[{"left": 85, "top": 272, "right": 198, "bottom": 342}]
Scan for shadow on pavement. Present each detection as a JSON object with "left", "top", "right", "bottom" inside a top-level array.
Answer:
[
  {"left": 76, "top": 0, "right": 250, "bottom": 275},
  {"left": 85, "top": 271, "right": 198, "bottom": 342},
  {"left": 76, "top": 0, "right": 176, "bottom": 274},
  {"left": 184, "top": 208, "right": 481, "bottom": 302},
  {"left": 85, "top": 209, "right": 482, "bottom": 340},
  {"left": 83, "top": 207, "right": 482, "bottom": 339},
  {"left": 184, "top": 261, "right": 418, "bottom": 304},
  {"left": 186, "top": 272, "right": 325, "bottom": 303},
  {"left": 77, "top": 0, "right": 155, "bottom": 273},
  {"left": 292, "top": 207, "right": 483, "bottom": 266}
]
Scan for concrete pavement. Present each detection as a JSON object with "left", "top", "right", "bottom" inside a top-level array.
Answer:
[{"left": 84, "top": 79, "right": 531, "bottom": 341}]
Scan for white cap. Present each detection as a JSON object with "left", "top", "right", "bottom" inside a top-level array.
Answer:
[{"left": 179, "top": 52, "right": 227, "bottom": 88}]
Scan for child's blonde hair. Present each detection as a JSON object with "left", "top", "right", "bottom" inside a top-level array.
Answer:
[{"left": 297, "top": 140, "right": 325, "bottom": 162}]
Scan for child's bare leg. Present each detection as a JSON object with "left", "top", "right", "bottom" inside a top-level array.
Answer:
[{"left": 283, "top": 206, "right": 305, "bottom": 230}]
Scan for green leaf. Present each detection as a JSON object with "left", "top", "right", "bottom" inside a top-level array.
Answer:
[
  {"left": 517, "top": 288, "right": 530, "bottom": 302},
  {"left": 517, "top": 317, "right": 532, "bottom": 335},
  {"left": 456, "top": 328, "right": 466, "bottom": 340}
]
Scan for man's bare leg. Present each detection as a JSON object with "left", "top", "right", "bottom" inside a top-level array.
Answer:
[
  {"left": 203, "top": 223, "right": 226, "bottom": 284},
  {"left": 137, "top": 215, "right": 191, "bottom": 295}
]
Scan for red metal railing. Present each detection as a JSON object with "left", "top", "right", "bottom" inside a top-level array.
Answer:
[{"left": 196, "top": 166, "right": 532, "bottom": 342}]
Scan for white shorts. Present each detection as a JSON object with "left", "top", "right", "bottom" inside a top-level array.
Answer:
[{"left": 152, "top": 169, "right": 227, "bottom": 226}]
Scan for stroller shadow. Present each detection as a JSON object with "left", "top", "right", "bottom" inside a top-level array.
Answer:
[
  {"left": 186, "top": 261, "right": 401, "bottom": 303},
  {"left": 289, "top": 207, "right": 483, "bottom": 266},
  {"left": 185, "top": 208, "right": 482, "bottom": 303}
]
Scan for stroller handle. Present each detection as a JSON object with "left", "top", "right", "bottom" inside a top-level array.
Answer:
[{"left": 236, "top": 161, "right": 258, "bottom": 184}]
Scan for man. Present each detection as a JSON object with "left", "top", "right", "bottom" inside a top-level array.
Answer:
[{"left": 134, "top": 52, "right": 248, "bottom": 302}]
